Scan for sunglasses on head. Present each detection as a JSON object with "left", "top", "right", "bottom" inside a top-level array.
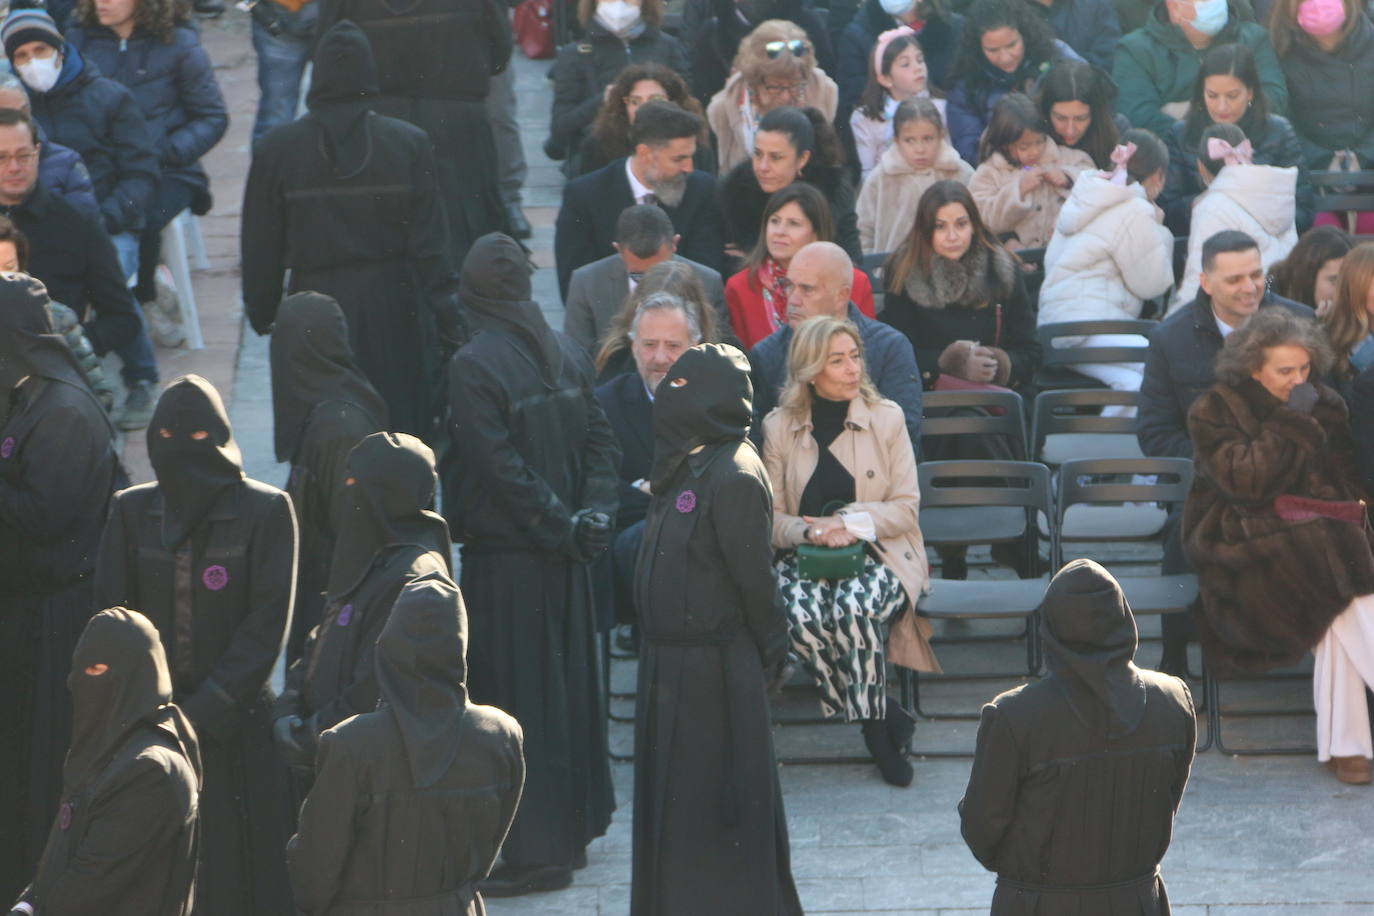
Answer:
[{"left": 764, "top": 39, "right": 809, "bottom": 58}]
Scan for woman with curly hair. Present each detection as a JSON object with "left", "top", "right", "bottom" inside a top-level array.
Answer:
[
  {"left": 944, "top": 0, "right": 1080, "bottom": 163},
  {"left": 576, "top": 62, "right": 713, "bottom": 177},
  {"left": 67, "top": 0, "right": 227, "bottom": 308}
]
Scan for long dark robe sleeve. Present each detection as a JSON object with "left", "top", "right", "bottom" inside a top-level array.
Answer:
[
  {"left": 240, "top": 149, "right": 288, "bottom": 334},
  {"left": 403, "top": 141, "right": 463, "bottom": 338},
  {"left": 94, "top": 496, "right": 136, "bottom": 609},
  {"left": 579, "top": 383, "right": 622, "bottom": 519},
  {"left": 958, "top": 704, "right": 1021, "bottom": 871},
  {"left": 180, "top": 493, "right": 297, "bottom": 741},
  {"left": 711, "top": 468, "right": 787, "bottom": 670},
  {"left": 0, "top": 404, "right": 108, "bottom": 541},
  {"left": 286, "top": 730, "right": 359, "bottom": 914}
]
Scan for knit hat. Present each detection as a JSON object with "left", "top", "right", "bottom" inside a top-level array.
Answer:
[{"left": 2, "top": 8, "right": 63, "bottom": 61}]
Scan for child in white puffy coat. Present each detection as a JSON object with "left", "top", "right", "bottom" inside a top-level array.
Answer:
[
  {"left": 1040, "top": 130, "right": 1176, "bottom": 398},
  {"left": 857, "top": 99, "right": 973, "bottom": 255},
  {"left": 1170, "top": 122, "right": 1298, "bottom": 311}
]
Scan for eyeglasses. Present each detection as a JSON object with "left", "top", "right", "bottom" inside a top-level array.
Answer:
[
  {"left": 0, "top": 150, "right": 37, "bottom": 168},
  {"left": 764, "top": 39, "right": 809, "bottom": 58},
  {"left": 760, "top": 80, "right": 808, "bottom": 98},
  {"left": 625, "top": 93, "right": 669, "bottom": 108}
]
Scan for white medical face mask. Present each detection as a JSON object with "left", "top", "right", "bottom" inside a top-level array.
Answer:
[
  {"left": 16, "top": 54, "right": 61, "bottom": 94},
  {"left": 1189, "top": 0, "right": 1228, "bottom": 36},
  {"left": 596, "top": 0, "right": 641, "bottom": 33},
  {"left": 880, "top": 0, "right": 915, "bottom": 16}
]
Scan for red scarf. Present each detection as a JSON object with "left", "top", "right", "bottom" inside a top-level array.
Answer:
[{"left": 757, "top": 256, "right": 790, "bottom": 333}]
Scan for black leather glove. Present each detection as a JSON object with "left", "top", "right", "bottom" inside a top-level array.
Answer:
[
  {"left": 272, "top": 715, "right": 310, "bottom": 767},
  {"left": 570, "top": 509, "right": 613, "bottom": 561},
  {"left": 1287, "top": 382, "right": 1319, "bottom": 415}
]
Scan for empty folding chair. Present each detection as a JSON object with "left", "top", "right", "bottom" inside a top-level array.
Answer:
[
  {"left": 1031, "top": 388, "right": 1145, "bottom": 468},
  {"left": 1034, "top": 319, "right": 1155, "bottom": 392}
]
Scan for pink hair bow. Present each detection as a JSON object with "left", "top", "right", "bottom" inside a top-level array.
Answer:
[
  {"left": 872, "top": 26, "right": 917, "bottom": 76},
  {"left": 1207, "top": 137, "right": 1254, "bottom": 167},
  {"left": 1104, "top": 141, "right": 1137, "bottom": 186}
]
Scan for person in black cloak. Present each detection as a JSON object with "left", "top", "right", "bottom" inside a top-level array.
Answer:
[
  {"left": 316, "top": 0, "right": 511, "bottom": 267},
  {"left": 286, "top": 573, "right": 525, "bottom": 916},
  {"left": 272, "top": 430, "right": 452, "bottom": 778},
  {"left": 442, "top": 232, "right": 620, "bottom": 897},
  {"left": 240, "top": 20, "right": 465, "bottom": 440},
  {"left": 959, "top": 559, "right": 1197, "bottom": 916},
  {"left": 0, "top": 272, "right": 119, "bottom": 902},
  {"left": 93, "top": 374, "right": 297, "bottom": 916},
  {"left": 11, "top": 607, "right": 200, "bottom": 916},
  {"left": 269, "top": 291, "right": 390, "bottom": 664},
  {"left": 630, "top": 342, "right": 802, "bottom": 916}
]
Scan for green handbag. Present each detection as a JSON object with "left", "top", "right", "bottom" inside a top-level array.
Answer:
[{"left": 795, "top": 502, "right": 867, "bottom": 581}]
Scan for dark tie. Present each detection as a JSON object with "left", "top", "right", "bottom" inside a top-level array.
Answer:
[{"left": 641, "top": 192, "right": 660, "bottom": 207}]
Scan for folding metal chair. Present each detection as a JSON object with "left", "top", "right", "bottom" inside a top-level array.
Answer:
[
  {"left": 1031, "top": 388, "right": 1145, "bottom": 468},
  {"left": 1034, "top": 319, "right": 1155, "bottom": 392}
]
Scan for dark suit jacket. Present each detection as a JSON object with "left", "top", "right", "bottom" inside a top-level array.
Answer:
[
  {"left": 555, "top": 158, "right": 724, "bottom": 299},
  {"left": 564, "top": 253, "right": 726, "bottom": 355},
  {"left": 595, "top": 371, "right": 654, "bottom": 530}
]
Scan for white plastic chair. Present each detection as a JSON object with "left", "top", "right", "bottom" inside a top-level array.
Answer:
[{"left": 161, "top": 211, "right": 205, "bottom": 349}]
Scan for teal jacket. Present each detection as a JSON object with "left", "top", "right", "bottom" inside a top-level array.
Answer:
[{"left": 1112, "top": 1, "right": 1287, "bottom": 140}]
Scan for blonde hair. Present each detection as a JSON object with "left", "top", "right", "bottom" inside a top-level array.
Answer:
[
  {"left": 1320, "top": 242, "right": 1374, "bottom": 378},
  {"left": 778, "top": 316, "right": 880, "bottom": 414},
  {"left": 732, "top": 20, "right": 817, "bottom": 89}
]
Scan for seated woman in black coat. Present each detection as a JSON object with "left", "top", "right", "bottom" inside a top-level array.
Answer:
[
  {"left": 67, "top": 0, "right": 228, "bottom": 305},
  {"left": 719, "top": 106, "right": 862, "bottom": 264},
  {"left": 546, "top": 0, "right": 688, "bottom": 170},
  {"left": 1161, "top": 43, "right": 1309, "bottom": 235},
  {"left": 575, "top": 61, "right": 712, "bottom": 178}
]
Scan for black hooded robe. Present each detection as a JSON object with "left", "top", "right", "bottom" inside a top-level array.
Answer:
[
  {"left": 93, "top": 376, "right": 297, "bottom": 916},
  {"left": 0, "top": 275, "right": 119, "bottom": 902},
  {"left": 270, "top": 292, "right": 389, "bottom": 663},
  {"left": 241, "top": 22, "right": 462, "bottom": 440},
  {"left": 16, "top": 608, "right": 201, "bottom": 916},
  {"left": 958, "top": 560, "right": 1196, "bottom": 916},
  {"left": 286, "top": 574, "right": 524, "bottom": 916},
  {"left": 630, "top": 344, "right": 802, "bottom": 916},
  {"left": 442, "top": 234, "right": 620, "bottom": 869}
]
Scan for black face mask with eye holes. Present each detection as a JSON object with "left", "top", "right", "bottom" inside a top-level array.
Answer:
[
  {"left": 146, "top": 375, "right": 243, "bottom": 550},
  {"left": 649, "top": 343, "right": 754, "bottom": 492}
]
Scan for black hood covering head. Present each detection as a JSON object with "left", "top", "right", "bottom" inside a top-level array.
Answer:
[
  {"left": 306, "top": 20, "right": 380, "bottom": 178},
  {"left": 147, "top": 375, "right": 244, "bottom": 550},
  {"left": 269, "top": 291, "right": 388, "bottom": 463},
  {"left": 460, "top": 233, "right": 563, "bottom": 388},
  {"left": 65, "top": 607, "right": 201, "bottom": 793},
  {"left": 650, "top": 343, "right": 753, "bottom": 492},
  {"left": 0, "top": 271, "right": 100, "bottom": 401},
  {"left": 1040, "top": 559, "right": 1148, "bottom": 738},
  {"left": 375, "top": 572, "right": 469, "bottom": 788},
  {"left": 328, "top": 431, "right": 452, "bottom": 598}
]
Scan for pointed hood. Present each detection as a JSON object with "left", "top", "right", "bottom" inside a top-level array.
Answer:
[
  {"left": 327, "top": 431, "right": 451, "bottom": 598},
  {"left": 147, "top": 376, "right": 244, "bottom": 550},
  {"left": 1208, "top": 163, "right": 1298, "bottom": 237},
  {"left": 1039, "top": 559, "right": 1148, "bottom": 738},
  {"left": 375, "top": 572, "right": 468, "bottom": 788},
  {"left": 1054, "top": 170, "right": 1147, "bottom": 237},
  {"left": 65, "top": 608, "right": 200, "bottom": 793},
  {"left": 460, "top": 232, "right": 563, "bottom": 388},
  {"left": 306, "top": 20, "right": 379, "bottom": 178},
  {"left": 650, "top": 342, "right": 752, "bottom": 492},
  {"left": 0, "top": 271, "right": 98, "bottom": 400},
  {"left": 269, "top": 291, "right": 389, "bottom": 463}
]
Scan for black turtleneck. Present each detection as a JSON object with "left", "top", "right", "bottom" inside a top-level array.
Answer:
[{"left": 799, "top": 392, "right": 855, "bottom": 517}]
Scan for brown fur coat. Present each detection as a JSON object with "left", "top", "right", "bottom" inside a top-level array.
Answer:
[{"left": 1184, "top": 378, "right": 1374, "bottom": 675}]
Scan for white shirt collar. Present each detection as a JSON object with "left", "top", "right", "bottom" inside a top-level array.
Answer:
[
  {"left": 625, "top": 157, "right": 655, "bottom": 205},
  {"left": 1213, "top": 308, "right": 1238, "bottom": 338}
]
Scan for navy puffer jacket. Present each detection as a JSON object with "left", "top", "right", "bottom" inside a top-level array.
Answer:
[
  {"left": 27, "top": 48, "right": 159, "bottom": 235},
  {"left": 66, "top": 23, "right": 227, "bottom": 214}
]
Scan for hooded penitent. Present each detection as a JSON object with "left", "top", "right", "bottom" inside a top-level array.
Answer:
[
  {"left": 375, "top": 572, "right": 468, "bottom": 788},
  {"left": 327, "top": 431, "right": 451, "bottom": 598},
  {"left": 0, "top": 272, "right": 101, "bottom": 409},
  {"left": 64, "top": 607, "right": 200, "bottom": 792},
  {"left": 649, "top": 342, "right": 753, "bottom": 493},
  {"left": 306, "top": 20, "right": 380, "bottom": 179},
  {"left": 147, "top": 375, "right": 244, "bottom": 551},
  {"left": 460, "top": 232, "right": 562, "bottom": 388},
  {"left": 1039, "top": 558, "right": 1148, "bottom": 739},
  {"left": 269, "top": 291, "right": 389, "bottom": 464}
]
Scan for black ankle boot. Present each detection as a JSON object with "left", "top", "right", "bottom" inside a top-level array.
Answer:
[
  {"left": 885, "top": 704, "right": 916, "bottom": 750},
  {"left": 861, "top": 720, "right": 913, "bottom": 787}
]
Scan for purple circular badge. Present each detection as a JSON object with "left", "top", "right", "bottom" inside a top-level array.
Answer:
[
  {"left": 201, "top": 565, "right": 229, "bottom": 591},
  {"left": 675, "top": 489, "right": 697, "bottom": 513},
  {"left": 0, "top": 437, "right": 14, "bottom": 459},
  {"left": 58, "top": 803, "right": 72, "bottom": 830},
  {"left": 336, "top": 603, "right": 354, "bottom": 627}
]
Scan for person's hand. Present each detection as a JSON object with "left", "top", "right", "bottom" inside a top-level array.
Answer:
[
  {"left": 766, "top": 657, "right": 795, "bottom": 695},
  {"left": 1018, "top": 168, "right": 1042, "bottom": 197},
  {"left": 1160, "top": 100, "right": 1191, "bottom": 121},
  {"left": 572, "top": 508, "right": 613, "bottom": 559},
  {"left": 967, "top": 345, "right": 1000, "bottom": 383},
  {"left": 801, "top": 514, "right": 857, "bottom": 547},
  {"left": 1286, "top": 382, "right": 1319, "bottom": 415},
  {"left": 1043, "top": 168, "right": 1071, "bottom": 190},
  {"left": 272, "top": 715, "right": 307, "bottom": 762}
]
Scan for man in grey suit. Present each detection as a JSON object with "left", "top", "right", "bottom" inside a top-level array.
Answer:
[{"left": 563, "top": 204, "right": 725, "bottom": 355}]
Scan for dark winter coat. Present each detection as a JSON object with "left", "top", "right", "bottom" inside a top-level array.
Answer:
[
  {"left": 37, "top": 128, "right": 99, "bottom": 219},
  {"left": 28, "top": 49, "right": 160, "bottom": 235},
  {"left": 1350, "top": 365, "right": 1374, "bottom": 496},
  {"left": 879, "top": 243, "right": 1041, "bottom": 390},
  {"left": 548, "top": 20, "right": 689, "bottom": 158},
  {"left": 1184, "top": 378, "right": 1374, "bottom": 675},
  {"left": 66, "top": 23, "right": 228, "bottom": 213},
  {"left": 719, "top": 159, "right": 862, "bottom": 261},
  {"left": 690, "top": 0, "right": 835, "bottom": 107},
  {"left": 1276, "top": 12, "right": 1374, "bottom": 170},
  {"left": 1029, "top": 0, "right": 1122, "bottom": 71},
  {"left": 597, "top": 370, "right": 655, "bottom": 531},
  {"left": 945, "top": 38, "right": 1082, "bottom": 164},
  {"left": 1136, "top": 292, "right": 1310, "bottom": 459},
  {"left": 1112, "top": 1, "right": 1288, "bottom": 142},
  {"left": 1162, "top": 114, "right": 1311, "bottom": 235},
  {"left": 837, "top": 0, "right": 963, "bottom": 118}
]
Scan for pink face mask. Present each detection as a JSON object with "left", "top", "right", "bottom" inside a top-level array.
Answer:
[{"left": 1297, "top": 0, "right": 1346, "bottom": 37}]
